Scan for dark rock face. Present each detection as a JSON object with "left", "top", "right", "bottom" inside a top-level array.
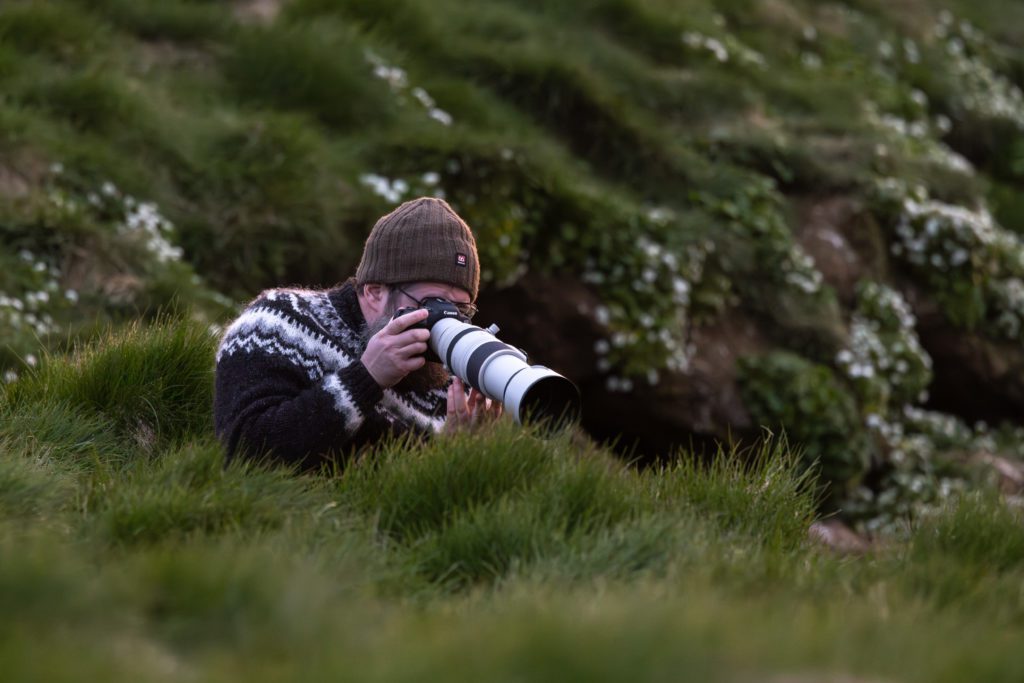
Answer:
[
  {"left": 478, "top": 276, "right": 767, "bottom": 460},
  {"left": 920, "top": 326, "right": 1024, "bottom": 423},
  {"left": 906, "top": 284, "right": 1024, "bottom": 423}
]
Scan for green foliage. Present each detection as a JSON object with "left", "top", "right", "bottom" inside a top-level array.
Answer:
[
  {"left": 0, "top": 1, "right": 109, "bottom": 61},
  {"left": 88, "top": 0, "right": 230, "bottom": 43},
  {"left": 5, "top": 319, "right": 217, "bottom": 446},
  {"left": 176, "top": 112, "right": 359, "bottom": 294},
  {"left": 19, "top": 72, "right": 147, "bottom": 135},
  {"left": 910, "top": 493, "right": 1024, "bottom": 574},
  {"left": 0, "top": 449, "right": 75, "bottom": 519},
  {"left": 738, "top": 351, "right": 871, "bottom": 496},
  {"left": 224, "top": 22, "right": 398, "bottom": 130},
  {"left": 91, "top": 441, "right": 322, "bottom": 546},
  {"left": 696, "top": 179, "right": 845, "bottom": 357},
  {"left": 656, "top": 434, "right": 819, "bottom": 551}
]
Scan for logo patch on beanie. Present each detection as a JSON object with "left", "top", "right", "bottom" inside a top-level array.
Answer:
[{"left": 456, "top": 253, "right": 467, "bottom": 267}]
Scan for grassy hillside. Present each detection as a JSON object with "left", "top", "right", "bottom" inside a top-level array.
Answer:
[
  {"left": 2, "top": 319, "right": 1024, "bottom": 681},
  {"left": 2, "top": 0, "right": 1024, "bottom": 529}
]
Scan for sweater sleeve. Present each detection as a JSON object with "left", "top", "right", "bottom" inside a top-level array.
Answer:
[{"left": 214, "top": 342, "right": 384, "bottom": 469}]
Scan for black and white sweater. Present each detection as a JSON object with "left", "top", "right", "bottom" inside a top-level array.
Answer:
[{"left": 213, "top": 280, "right": 447, "bottom": 469}]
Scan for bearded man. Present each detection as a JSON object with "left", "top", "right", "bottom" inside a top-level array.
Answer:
[{"left": 214, "top": 196, "right": 501, "bottom": 469}]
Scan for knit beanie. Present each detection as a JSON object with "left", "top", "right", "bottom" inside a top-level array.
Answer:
[{"left": 355, "top": 197, "right": 480, "bottom": 300}]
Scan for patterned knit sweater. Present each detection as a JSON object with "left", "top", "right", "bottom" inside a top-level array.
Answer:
[{"left": 213, "top": 280, "right": 447, "bottom": 469}]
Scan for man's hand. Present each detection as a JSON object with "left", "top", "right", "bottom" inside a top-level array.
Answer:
[
  {"left": 445, "top": 376, "right": 503, "bottom": 432},
  {"left": 361, "top": 309, "right": 431, "bottom": 388}
]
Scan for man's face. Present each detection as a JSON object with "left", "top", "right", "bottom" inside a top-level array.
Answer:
[{"left": 362, "top": 281, "right": 473, "bottom": 392}]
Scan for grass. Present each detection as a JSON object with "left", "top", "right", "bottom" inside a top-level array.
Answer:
[{"left": 1, "top": 318, "right": 1024, "bottom": 680}]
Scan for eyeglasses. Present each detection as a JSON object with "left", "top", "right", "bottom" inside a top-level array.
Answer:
[{"left": 396, "top": 286, "right": 478, "bottom": 321}]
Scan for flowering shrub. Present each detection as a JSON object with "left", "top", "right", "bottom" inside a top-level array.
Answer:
[
  {"left": 41, "top": 171, "right": 185, "bottom": 273},
  {"left": 845, "top": 406, "right": 980, "bottom": 534},
  {"left": 680, "top": 30, "right": 766, "bottom": 69},
  {"left": 0, "top": 166, "right": 226, "bottom": 380},
  {"left": 874, "top": 178, "right": 1024, "bottom": 337},
  {"left": 365, "top": 50, "right": 454, "bottom": 127},
  {"left": 930, "top": 12, "right": 1024, "bottom": 131},
  {"left": 697, "top": 180, "right": 829, "bottom": 303},
  {"left": 0, "top": 247, "right": 72, "bottom": 380},
  {"left": 864, "top": 101, "right": 975, "bottom": 177},
  {"left": 836, "top": 281, "right": 932, "bottom": 415}
]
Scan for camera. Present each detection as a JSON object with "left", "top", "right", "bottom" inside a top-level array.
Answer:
[
  {"left": 393, "top": 297, "right": 468, "bottom": 363},
  {"left": 392, "top": 300, "right": 581, "bottom": 428}
]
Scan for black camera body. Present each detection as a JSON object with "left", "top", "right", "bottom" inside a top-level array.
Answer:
[
  {"left": 393, "top": 297, "right": 466, "bottom": 330},
  {"left": 392, "top": 298, "right": 468, "bottom": 363}
]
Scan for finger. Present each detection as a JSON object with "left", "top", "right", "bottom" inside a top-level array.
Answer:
[
  {"left": 393, "top": 327, "right": 430, "bottom": 342},
  {"left": 452, "top": 378, "right": 471, "bottom": 419},
  {"left": 395, "top": 341, "right": 428, "bottom": 358},
  {"left": 465, "top": 388, "right": 481, "bottom": 421},
  {"left": 470, "top": 389, "right": 488, "bottom": 412},
  {"left": 445, "top": 383, "right": 457, "bottom": 433},
  {"left": 399, "top": 356, "right": 423, "bottom": 370},
  {"left": 392, "top": 328, "right": 432, "bottom": 345},
  {"left": 383, "top": 308, "right": 429, "bottom": 335}
]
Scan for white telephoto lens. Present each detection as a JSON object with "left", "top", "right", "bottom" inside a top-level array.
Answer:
[{"left": 430, "top": 318, "right": 580, "bottom": 427}]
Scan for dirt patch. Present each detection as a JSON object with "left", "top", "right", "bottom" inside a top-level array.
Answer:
[
  {"left": 793, "top": 194, "right": 898, "bottom": 307},
  {"left": 135, "top": 40, "right": 214, "bottom": 73},
  {"left": 793, "top": 196, "right": 875, "bottom": 304},
  {"left": 0, "top": 152, "right": 47, "bottom": 200},
  {"left": 233, "top": 0, "right": 284, "bottom": 24},
  {"left": 809, "top": 518, "right": 871, "bottom": 554}
]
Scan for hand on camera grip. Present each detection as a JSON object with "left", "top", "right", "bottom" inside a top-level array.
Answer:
[{"left": 361, "top": 309, "right": 430, "bottom": 388}]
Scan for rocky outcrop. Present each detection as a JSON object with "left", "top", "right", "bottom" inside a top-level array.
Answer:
[{"left": 479, "top": 276, "right": 767, "bottom": 459}]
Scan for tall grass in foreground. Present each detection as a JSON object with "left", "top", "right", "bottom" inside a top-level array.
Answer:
[{"left": 1, "top": 318, "right": 1023, "bottom": 681}]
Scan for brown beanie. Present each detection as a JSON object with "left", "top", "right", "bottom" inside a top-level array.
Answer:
[{"left": 355, "top": 197, "right": 480, "bottom": 300}]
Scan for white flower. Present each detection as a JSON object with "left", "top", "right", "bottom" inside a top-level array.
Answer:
[
  {"left": 428, "top": 108, "right": 453, "bottom": 126},
  {"left": 800, "top": 53, "right": 822, "bottom": 70},
  {"left": 411, "top": 86, "right": 436, "bottom": 108}
]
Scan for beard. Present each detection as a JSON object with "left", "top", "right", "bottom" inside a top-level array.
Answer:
[{"left": 363, "top": 308, "right": 451, "bottom": 394}]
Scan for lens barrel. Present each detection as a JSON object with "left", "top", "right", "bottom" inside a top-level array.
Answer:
[{"left": 430, "top": 318, "right": 581, "bottom": 427}]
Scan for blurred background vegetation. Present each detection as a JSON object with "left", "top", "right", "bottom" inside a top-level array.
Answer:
[{"left": 2, "top": 0, "right": 1024, "bottom": 529}]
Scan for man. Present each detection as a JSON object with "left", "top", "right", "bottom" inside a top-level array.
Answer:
[{"left": 214, "top": 196, "right": 501, "bottom": 469}]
